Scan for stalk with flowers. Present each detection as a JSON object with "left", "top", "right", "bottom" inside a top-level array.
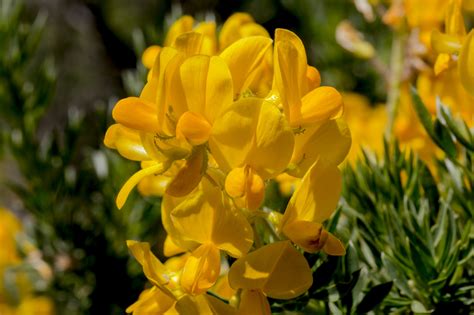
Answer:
[{"left": 105, "top": 13, "right": 351, "bottom": 313}]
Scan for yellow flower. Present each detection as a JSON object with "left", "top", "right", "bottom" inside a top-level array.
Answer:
[
  {"left": 431, "top": 0, "right": 474, "bottom": 96},
  {"left": 270, "top": 29, "right": 351, "bottom": 177},
  {"left": 228, "top": 241, "right": 312, "bottom": 314},
  {"left": 108, "top": 30, "right": 275, "bottom": 209},
  {"left": 459, "top": 30, "right": 474, "bottom": 96},
  {"left": 279, "top": 159, "right": 345, "bottom": 255},
  {"left": 342, "top": 93, "right": 387, "bottom": 163},
  {"left": 161, "top": 178, "right": 253, "bottom": 294},
  {"left": 209, "top": 97, "right": 294, "bottom": 210},
  {"left": 126, "top": 240, "right": 237, "bottom": 314}
]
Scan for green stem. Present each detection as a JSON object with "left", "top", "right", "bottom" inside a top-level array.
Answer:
[{"left": 385, "top": 26, "right": 407, "bottom": 138}]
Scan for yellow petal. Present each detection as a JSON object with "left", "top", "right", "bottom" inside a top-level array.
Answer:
[
  {"left": 248, "top": 100, "right": 294, "bottom": 178},
  {"left": 459, "top": 30, "right": 474, "bottom": 96},
  {"left": 175, "top": 294, "right": 237, "bottom": 315},
  {"left": 281, "top": 159, "right": 341, "bottom": 229},
  {"left": 173, "top": 32, "right": 204, "bottom": 57},
  {"left": 164, "top": 253, "right": 190, "bottom": 275},
  {"left": 434, "top": 53, "right": 451, "bottom": 75},
  {"left": 210, "top": 97, "right": 294, "bottom": 177},
  {"left": 220, "top": 36, "right": 272, "bottom": 97},
  {"left": 168, "top": 178, "right": 253, "bottom": 257},
  {"left": 181, "top": 243, "right": 221, "bottom": 295},
  {"left": 228, "top": 241, "right": 312, "bottom": 299},
  {"left": 209, "top": 274, "right": 236, "bottom": 300},
  {"left": 176, "top": 110, "right": 212, "bottom": 145},
  {"left": 140, "top": 76, "right": 159, "bottom": 101},
  {"left": 431, "top": 30, "right": 462, "bottom": 54},
  {"left": 273, "top": 29, "right": 308, "bottom": 119},
  {"left": 126, "top": 287, "right": 176, "bottom": 314},
  {"left": 274, "top": 29, "right": 307, "bottom": 68},
  {"left": 281, "top": 220, "right": 345, "bottom": 255},
  {"left": 164, "top": 16, "right": 195, "bottom": 47},
  {"left": 156, "top": 53, "right": 188, "bottom": 136},
  {"left": 225, "top": 166, "right": 265, "bottom": 211},
  {"left": 238, "top": 289, "right": 271, "bottom": 315},
  {"left": 219, "top": 13, "right": 255, "bottom": 49},
  {"left": 291, "top": 86, "right": 343, "bottom": 127},
  {"left": 166, "top": 147, "right": 205, "bottom": 197},
  {"left": 194, "top": 21, "right": 217, "bottom": 55},
  {"left": 151, "top": 46, "right": 179, "bottom": 80},
  {"left": 323, "top": 232, "right": 346, "bottom": 256},
  {"left": 445, "top": 0, "right": 466, "bottom": 37},
  {"left": 205, "top": 293, "right": 238, "bottom": 315},
  {"left": 204, "top": 56, "right": 234, "bottom": 122},
  {"left": 112, "top": 97, "right": 159, "bottom": 133},
  {"left": 209, "top": 98, "right": 260, "bottom": 172},
  {"left": 179, "top": 55, "right": 233, "bottom": 123},
  {"left": 464, "top": 0, "right": 474, "bottom": 11},
  {"left": 239, "top": 23, "right": 270, "bottom": 39},
  {"left": 225, "top": 166, "right": 247, "bottom": 199},
  {"left": 282, "top": 220, "right": 325, "bottom": 253},
  {"left": 141, "top": 45, "right": 161, "bottom": 69},
  {"left": 211, "top": 201, "right": 254, "bottom": 257},
  {"left": 126, "top": 240, "right": 170, "bottom": 286},
  {"left": 104, "top": 124, "right": 149, "bottom": 161},
  {"left": 137, "top": 173, "right": 170, "bottom": 197},
  {"left": 289, "top": 119, "right": 351, "bottom": 177},
  {"left": 306, "top": 66, "right": 321, "bottom": 90},
  {"left": 163, "top": 235, "right": 186, "bottom": 257},
  {"left": 116, "top": 163, "right": 169, "bottom": 209},
  {"left": 244, "top": 168, "right": 265, "bottom": 211}
]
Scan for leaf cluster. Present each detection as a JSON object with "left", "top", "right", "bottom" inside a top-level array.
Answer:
[
  {"left": 0, "top": 1, "right": 160, "bottom": 313},
  {"left": 341, "top": 89, "right": 473, "bottom": 314}
]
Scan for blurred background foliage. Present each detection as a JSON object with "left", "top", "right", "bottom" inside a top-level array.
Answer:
[{"left": 0, "top": 0, "right": 473, "bottom": 314}]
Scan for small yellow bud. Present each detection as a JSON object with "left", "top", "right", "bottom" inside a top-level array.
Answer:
[
  {"left": 225, "top": 166, "right": 265, "bottom": 210},
  {"left": 176, "top": 111, "right": 212, "bottom": 146},
  {"left": 141, "top": 45, "right": 161, "bottom": 69}
]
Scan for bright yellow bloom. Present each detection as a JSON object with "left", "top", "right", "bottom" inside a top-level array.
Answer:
[
  {"left": 343, "top": 93, "right": 387, "bottom": 163},
  {"left": 141, "top": 13, "right": 273, "bottom": 96},
  {"left": 126, "top": 240, "right": 237, "bottom": 314},
  {"left": 270, "top": 29, "right": 351, "bottom": 177},
  {"left": 228, "top": 241, "right": 312, "bottom": 314},
  {"left": 209, "top": 97, "right": 294, "bottom": 210},
  {"left": 431, "top": 0, "right": 474, "bottom": 96},
  {"left": 107, "top": 30, "right": 275, "bottom": 209},
  {"left": 106, "top": 13, "right": 351, "bottom": 313},
  {"left": 279, "top": 160, "right": 345, "bottom": 255},
  {"left": 161, "top": 178, "right": 253, "bottom": 294}
]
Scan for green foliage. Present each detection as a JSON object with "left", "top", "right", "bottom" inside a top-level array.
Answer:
[
  {"left": 0, "top": 1, "right": 160, "bottom": 313},
  {"left": 341, "top": 89, "right": 474, "bottom": 313}
]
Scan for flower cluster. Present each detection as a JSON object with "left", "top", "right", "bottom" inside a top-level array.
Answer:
[
  {"left": 342, "top": 0, "right": 473, "bottom": 163},
  {"left": 105, "top": 13, "right": 350, "bottom": 314}
]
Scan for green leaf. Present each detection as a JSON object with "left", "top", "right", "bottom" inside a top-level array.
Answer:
[
  {"left": 433, "top": 119, "right": 457, "bottom": 158},
  {"left": 335, "top": 269, "right": 361, "bottom": 312},
  {"left": 410, "top": 86, "right": 457, "bottom": 158},
  {"left": 310, "top": 256, "right": 341, "bottom": 293},
  {"left": 409, "top": 241, "right": 436, "bottom": 284},
  {"left": 439, "top": 105, "right": 474, "bottom": 151},
  {"left": 355, "top": 281, "right": 393, "bottom": 313},
  {"left": 419, "top": 162, "right": 439, "bottom": 213},
  {"left": 410, "top": 86, "right": 434, "bottom": 136}
]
